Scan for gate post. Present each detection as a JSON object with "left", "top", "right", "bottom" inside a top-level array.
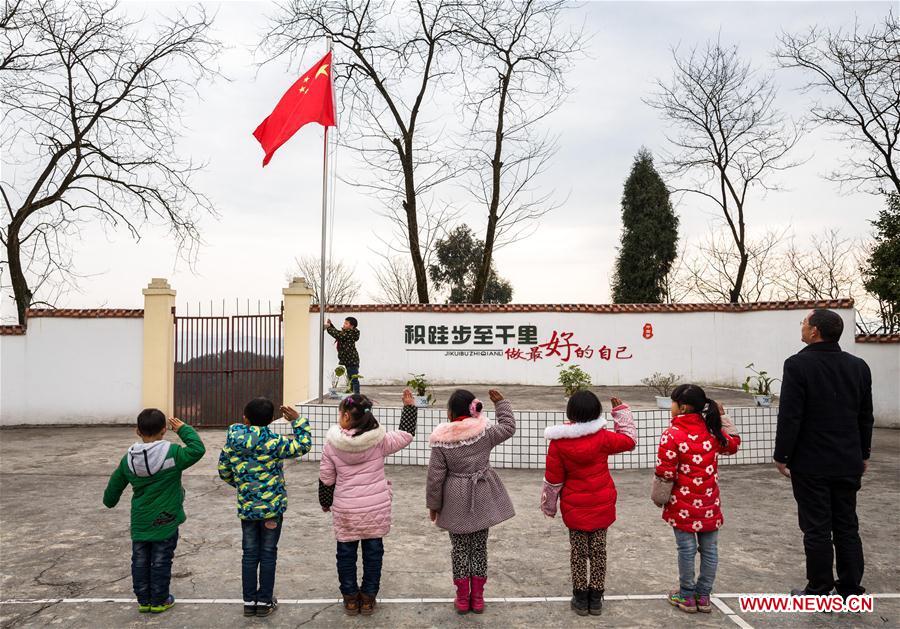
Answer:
[
  {"left": 142, "top": 278, "right": 176, "bottom": 415},
  {"left": 283, "top": 277, "right": 314, "bottom": 406}
]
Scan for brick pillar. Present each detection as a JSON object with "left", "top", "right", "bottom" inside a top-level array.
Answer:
[
  {"left": 283, "top": 277, "right": 314, "bottom": 406},
  {"left": 142, "top": 278, "right": 176, "bottom": 415}
]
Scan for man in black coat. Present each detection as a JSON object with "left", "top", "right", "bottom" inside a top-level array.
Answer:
[{"left": 774, "top": 308, "right": 874, "bottom": 597}]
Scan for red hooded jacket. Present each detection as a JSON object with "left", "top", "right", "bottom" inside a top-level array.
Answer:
[
  {"left": 543, "top": 405, "right": 637, "bottom": 531},
  {"left": 654, "top": 413, "right": 741, "bottom": 533}
]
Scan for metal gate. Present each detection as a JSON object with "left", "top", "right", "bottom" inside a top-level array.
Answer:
[{"left": 174, "top": 306, "right": 283, "bottom": 427}]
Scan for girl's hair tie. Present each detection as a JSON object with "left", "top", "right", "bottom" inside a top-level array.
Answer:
[{"left": 469, "top": 399, "right": 483, "bottom": 419}]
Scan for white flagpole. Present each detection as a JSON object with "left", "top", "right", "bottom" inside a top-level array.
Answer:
[{"left": 318, "top": 37, "right": 333, "bottom": 403}]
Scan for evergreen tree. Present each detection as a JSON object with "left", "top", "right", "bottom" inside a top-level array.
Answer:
[
  {"left": 429, "top": 225, "right": 514, "bottom": 303},
  {"left": 862, "top": 193, "right": 900, "bottom": 333},
  {"left": 612, "top": 148, "right": 679, "bottom": 303}
]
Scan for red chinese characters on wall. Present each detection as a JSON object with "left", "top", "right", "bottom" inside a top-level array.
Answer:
[{"left": 504, "top": 330, "right": 633, "bottom": 363}]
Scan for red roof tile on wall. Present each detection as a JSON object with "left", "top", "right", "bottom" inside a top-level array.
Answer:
[
  {"left": 0, "top": 325, "right": 26, "bottom": 335},
  {"left": 25, "top": 308, "right": 144, "bottom": 318},
  {"left": 855, "top": 334, "right": 900, "bottom": 343},
  {"left": 310, "top": 299, "right": 854, "bottom": 314}
]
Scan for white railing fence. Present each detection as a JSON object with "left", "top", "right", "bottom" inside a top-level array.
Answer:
[{"left": 275, "top": 405, "right": 778, "bottom": 470}]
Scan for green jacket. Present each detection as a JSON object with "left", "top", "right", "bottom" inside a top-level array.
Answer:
[
  {"left": 217, "top": 417, "right": 312, "bottom": 520},
  {"left": 103, "top": 424, "right": 206, "bottom": 542},
  {"left": 326, "top": 324, "right": 360, "bottom": 367}
]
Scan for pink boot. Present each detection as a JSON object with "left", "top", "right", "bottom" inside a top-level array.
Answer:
[
  {"left": 470, "top": 576, "right": 487, "bottom": 614},
  {"left": 453, "top": 578, "right": 470, "bottom": 614}
]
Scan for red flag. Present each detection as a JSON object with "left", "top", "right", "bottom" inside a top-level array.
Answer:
[{"left": 253, "top": 51, "right": 336, "bottom": 166}]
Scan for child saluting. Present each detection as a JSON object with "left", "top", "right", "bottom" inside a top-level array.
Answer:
[
  {"left": 427, "top": 388, "right": 516, "bottom": 615},
  {"left": 103, "top": 410, "right": 206, "bottom": 614},
  {"left": 541, "top": 391, "right": 637, "bottom": 616}
]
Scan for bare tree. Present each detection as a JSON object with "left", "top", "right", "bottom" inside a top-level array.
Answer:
[
  {"left": 456, "top": 0, "right": 581, "bottom": 302},
  {"left": 647, "top": 39, "right": 803, "bottom": 303},
  {"left": 681, "top": 228, "right": 786, "bottom": 303},
  {"left": 263, "top": 0, "right": 462, "bottom": 303},
  {"left": 776, "top": 12, "right": 900, "bottom": 195},
  {"left": 776, "top": 229, "right": 864, "bottom": 300},
  {"left": 661, "top": 242, "right": 692, "bottom": 304},
  {"left": 288, "top": 255, "right": 360, "bottom": 305},
  {"left": 372, "top": 198, "right": 460, "bottom": 297},
  {"left": 1, "top": 0, "right": 54, "bottom": 72},
  {"left": 0, "top": 0, "right": 220, "bottom": 325},
  {"left": 370, "top": 254, "right": 418, "bottom": 304},
  {"left": 665, "top": 227, "right": 871, "bottom": 310}
]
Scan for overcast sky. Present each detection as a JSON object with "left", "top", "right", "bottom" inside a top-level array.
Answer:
[{"left": 1, "top": 1, "right": 894, "bottom": 318}]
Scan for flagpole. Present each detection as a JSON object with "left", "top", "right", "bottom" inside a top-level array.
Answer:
[{"left": 318, "top": 37, "right": 332, "bottom": 403}]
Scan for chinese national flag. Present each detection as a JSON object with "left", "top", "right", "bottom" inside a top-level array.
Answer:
[{"left": 253, "top": 51, "right": 336, "bottom": 166}]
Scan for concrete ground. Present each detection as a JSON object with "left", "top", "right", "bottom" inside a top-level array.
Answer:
[
  {"left": 319, "top": 384, "right": 757, "bottom": 411},
  {"left": 1, "top": 425, "right": 897, "bottom": 629}
]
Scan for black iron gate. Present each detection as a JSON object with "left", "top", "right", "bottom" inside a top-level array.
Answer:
[{"left": 174, "top": 307, "right": 283, "bottom": 427}]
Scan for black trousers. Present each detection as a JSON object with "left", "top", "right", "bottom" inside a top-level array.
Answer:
[{"left": 790, "top": 472, "right": 865, "bottom": 596}]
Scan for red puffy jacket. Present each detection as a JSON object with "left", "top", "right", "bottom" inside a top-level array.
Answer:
[
  {"left": 544, "top": 405, "right": 637, "bottom": 531},
  {"left": 654, "top": 413, "right": 741, "bottom": 533}
]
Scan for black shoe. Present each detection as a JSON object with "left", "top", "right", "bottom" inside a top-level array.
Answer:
[
  {"left": 256, "top": 598, "right": 278, "bottom": 617},
  {"left": 571, "top": 589, "right": 589, "bottom": 616},
  {"left": 243, "top": 604, "right": 257, "bottom": 617},
  {"left": 834, "top": 582, "right": 864, "bottom": 599},
  {"left": 589, "top": 588, "right": 604, "bottom": 615}
]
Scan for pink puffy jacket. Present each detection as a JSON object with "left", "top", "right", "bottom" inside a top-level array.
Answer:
[{"left": 319, "top": 412, "right": 415, "bottom": 542}]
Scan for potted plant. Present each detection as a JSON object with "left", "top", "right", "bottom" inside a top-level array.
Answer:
[
  {"left": 557, "top": 363, "right": 592, "bottom": 399},
  {"left": 742, "top": 363, "right": 779, "bottom": 407},
  {"left": 406, "top": 373, "right": 434, "bottom": 407},
  {"left": 345, "top": 372, "right": 362, "bottom": 394},
  {"left": 641, "top": 372, "right": 682, "bottom": 409},
  {"left": 329, "top": 365, "right": 346, "bottom": 399}
]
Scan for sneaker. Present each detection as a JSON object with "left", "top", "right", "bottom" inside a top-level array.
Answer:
[
  {"left": 138, "top": 603, "right": 151, "bottom": 613},
  {"left": 256, "top": 598, "right": 278, "bottom": 617},
  {"left": 696, "top": 595, "right": 712, "bottom": 613},
  {"left": 150, "top": 595, "right": 175, "bottom": 613},
  {"left": 667, "top": 590, "right": 696, "bottom": 614},
  {"left": 243, "top": 603, "right": 257, "bottom": 617}
]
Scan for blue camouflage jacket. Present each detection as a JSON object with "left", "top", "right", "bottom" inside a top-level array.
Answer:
[{"left": 217, "top": 417, "right": 312, "bottom": 520}]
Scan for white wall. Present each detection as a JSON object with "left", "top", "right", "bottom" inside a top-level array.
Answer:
[
  {"left": 310, "top": 308, "right": 854, "bottom": 390},
  {"left": 854, "top": 342, "right": 900, "bottom": 429},
  {"left": 2, "top": 307, "right": 894, "bottom": 428},
  {"left": 0, "top": 317, "right": 143, "bottom": 425},
  {"left": 307, "top": 307, "right": 898, "bottom": 426}
]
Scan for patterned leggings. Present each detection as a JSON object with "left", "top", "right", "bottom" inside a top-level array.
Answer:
[
  {"left": 449, "top": 529, "right": 489, "bottom": 579},
  {"left": 569, "top": 528, "right": 607, "bottom": 591}
]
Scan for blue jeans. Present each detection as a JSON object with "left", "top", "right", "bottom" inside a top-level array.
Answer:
[
  {"left": 674, "top": 529, "right": 718, "bottom": 598},
  {"left": 131, "top": 529, "right": 179, "bottom": 606},
  {"left": 336, "top": 538, "right": 384, "bottom": 595},
  {"left": 346, "top": 364, "right": 360, "bottom": 395},
  {"left": 241, "top": 517, "right": 283, "bottom": 604}
]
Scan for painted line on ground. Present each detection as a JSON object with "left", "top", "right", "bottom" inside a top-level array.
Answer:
[
  {"left": 711, "top": 597, "right": 754, "bottom": 629},
  {"left": 1, "top": 593, "right": 896, "bottom": 606}
]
